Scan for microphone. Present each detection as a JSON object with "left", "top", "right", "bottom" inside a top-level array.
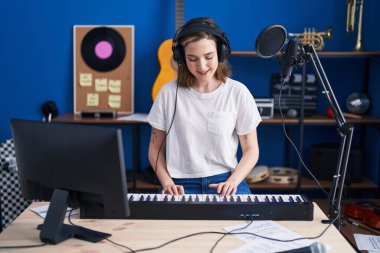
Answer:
[
  {"left": 255, "top": 24, "right": 287, "bottom": 58},
  {"left": 255, "top": 24, "right": 301, "bottom": 80},
  {"left": 276, "top": 242, "right": 326, "bottom": 253},
  {"left": 279, "top": 39, "right": 299, "bottom": 80}
]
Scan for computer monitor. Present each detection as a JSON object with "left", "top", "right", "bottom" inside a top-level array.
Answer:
[{"left": 10, "top": 119, "right": 130, "bottom": 244}]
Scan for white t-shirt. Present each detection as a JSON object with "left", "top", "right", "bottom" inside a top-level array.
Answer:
[{"left": 147, "top": 78, "right": 262, "bottom": 178}]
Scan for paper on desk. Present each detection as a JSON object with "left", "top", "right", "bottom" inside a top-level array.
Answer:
[
  {"left": 30, "top": 204, "right": 78, "bottom": 219},
  {"left": 117, "top": 113, "right": 148, "bottom": 122},
  {"left": 354, "top": 233, "right": 380, "bottom": 252},
  {"left": 224, "top": 220, "right": 316, "bottom": 253}
]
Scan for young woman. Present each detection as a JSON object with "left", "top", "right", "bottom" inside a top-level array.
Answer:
[{"left": 148, "top": 17, "right": 261, "bottom": 197}]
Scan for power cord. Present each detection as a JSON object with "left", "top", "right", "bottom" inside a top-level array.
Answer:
[
  {"left": 0, "top": 243, "right": 47, "bottom": 250},
  {"left": 2, "top": 205, "right": 334, "bottom": 253},
  {"left": 66, "top": 209, "right": 136, "bottom": 253},
  {"left": 117, "top": 215, "right": 337, "bottom": 253},
  {"left": 278, "top": 78, "right": 329, "bottom": 197},
  {"left": 210, "top": 218, "right": 254, "bottom": 253}
]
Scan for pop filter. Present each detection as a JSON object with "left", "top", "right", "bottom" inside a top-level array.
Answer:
[{"left": 255, "top": 24, "right": 287, "bottom": 58}]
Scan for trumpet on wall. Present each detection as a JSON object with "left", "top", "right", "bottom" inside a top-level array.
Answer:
[
  {"left": 288, "top": 27, "right": 332, "bottom": 51},
  {"left": 346, "top": 0, "right": 364, "bottom": 51}
]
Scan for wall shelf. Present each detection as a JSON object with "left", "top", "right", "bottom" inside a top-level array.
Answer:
[
  {"left": 55, "top": 48, "right": 380, "bottom": 194},
  {"left": 230, "top": 50, "right": 380, "bottom": 195},
  {"left": 231, "top": 51, "right": 380, "bottom": 58},
  {"left": 262, "top": 114, "right": 380, "bottom": 125}
]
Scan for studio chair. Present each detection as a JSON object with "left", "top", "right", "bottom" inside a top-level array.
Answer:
[{"left": 0, "top": 139, "right": 31, "bottom": 232}]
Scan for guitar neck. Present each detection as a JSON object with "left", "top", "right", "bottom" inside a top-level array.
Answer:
[
  {"left": 175, "top": 0, "right": 185, "bottom": 31},
  {"left": 151, "top": 0, "right": 184, "bottom": 101}
]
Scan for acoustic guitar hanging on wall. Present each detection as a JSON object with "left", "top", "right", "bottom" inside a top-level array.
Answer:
[{"left": 151, "top": 0, "right": 184, "bottom": 101}]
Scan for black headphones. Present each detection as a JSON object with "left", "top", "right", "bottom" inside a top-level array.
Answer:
[{"left": 172, "top": 23, "right": 231, "bottom": 65}]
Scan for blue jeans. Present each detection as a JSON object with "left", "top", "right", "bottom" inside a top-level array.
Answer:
[{"left": 162, "top": 172, "right": 252, "bottom": 194}]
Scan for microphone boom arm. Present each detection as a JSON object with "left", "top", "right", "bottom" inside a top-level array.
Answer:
[{"left": 302, "top": 44, "right": 354, "bottom": 228}]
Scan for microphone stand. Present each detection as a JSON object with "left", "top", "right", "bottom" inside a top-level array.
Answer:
[{"left": 298, "top": 44, "right": 354, "bottom": 229}]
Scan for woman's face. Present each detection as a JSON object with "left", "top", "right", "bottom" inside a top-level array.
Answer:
[{"left": 183, "top": 38, "right": 219, "bottom": 85}]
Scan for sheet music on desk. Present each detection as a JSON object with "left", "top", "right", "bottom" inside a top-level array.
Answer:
[
  {"left": 354, "top": 233, "right": 380, "bottom": 252},
  {"left": 30, "top": 204, "right": 78, "bottom": 219},
  {"left": 224, "top": 220, "right": 318, "bottom": 253}
]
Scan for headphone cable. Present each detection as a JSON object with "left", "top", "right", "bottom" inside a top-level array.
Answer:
[{"left": 152, "top": 64, "right": 181, "bottom": 190}]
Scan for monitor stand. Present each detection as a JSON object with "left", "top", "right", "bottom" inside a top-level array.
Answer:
[{"left": 37, "top": 189, "right": 111, "bottom": 244}]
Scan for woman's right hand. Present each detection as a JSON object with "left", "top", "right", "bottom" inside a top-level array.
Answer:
[{"left": 162, "top": 184, "right": 185, "bottom": 195}]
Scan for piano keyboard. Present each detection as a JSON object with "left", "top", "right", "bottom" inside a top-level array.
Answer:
[{"left": 126, "top": 193, "right": 314, "bottom": 221}]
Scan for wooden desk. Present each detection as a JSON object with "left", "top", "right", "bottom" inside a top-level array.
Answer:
[
  {"left": 315, "top": 198, "right": 380, "bottom": 252},
  {"left": 0, "top": 202, "right": 355, "bottom": 252},
  {"left": 53, "top": 113, "right": 149, "bottom": 192}
]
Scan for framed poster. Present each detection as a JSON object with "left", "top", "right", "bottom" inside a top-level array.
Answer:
[{"left": 73, "top": 25, "right": 134, "bottom": 114}]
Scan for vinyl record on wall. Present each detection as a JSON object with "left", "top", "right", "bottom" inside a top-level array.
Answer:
[
  {"left": 74, "top": 25, "right": 134, "bottom": 114},
  {"left": 80, "top": 27, "right": 126, "bottom": 72}
]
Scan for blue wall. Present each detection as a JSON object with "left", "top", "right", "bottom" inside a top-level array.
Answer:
[{"left": 1, "top": 0, "right": 380, "bottom": 181}]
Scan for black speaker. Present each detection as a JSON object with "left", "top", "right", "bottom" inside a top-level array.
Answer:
[
  {"left": 172, "top": 23, "right": 231, "bottom": 64},
  {"left": 308, "top": 143, "right": 362, "bottom": 183}
]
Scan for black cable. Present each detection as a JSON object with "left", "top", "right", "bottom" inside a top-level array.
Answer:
[
  {"left": 278, "top": 78, "right": 329, "bottom": 197},
  {"left": 0, "top": 243, "right": 47, "bottom": 249},
  {"left": 120, "top": 216, "right": 336, "bottom": 253},
  {"left": 210, "top": 219, "right": 254, "bottom": 253},
  {"left": 104, "top": 238, "right": 136, "bottom": 253},
  {"left": 153, "top": 65, "right": 181, "bottom": 190},
  {"left": 64, "top": 205, "right": 336, "bottom": 253},
  {"left": 0, "top": 212, "right": 331, "bottom": 252},
  {"left": 67, "top": 209, "right": 136, "bottom": 253},
  {"left": 0, "top": 208, "right": 49, "bottom": 250},
  {"left": 0, "top": 208, "right": 81, "bottom": 250}
]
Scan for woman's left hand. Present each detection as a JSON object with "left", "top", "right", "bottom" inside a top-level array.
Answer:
[{"left": 208, "top": 181, "right": 238, "bottom": 197}]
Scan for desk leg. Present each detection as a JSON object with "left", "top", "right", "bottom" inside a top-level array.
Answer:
[{"left": 132, "top": 124, "right": 140, "bottom": 193}]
